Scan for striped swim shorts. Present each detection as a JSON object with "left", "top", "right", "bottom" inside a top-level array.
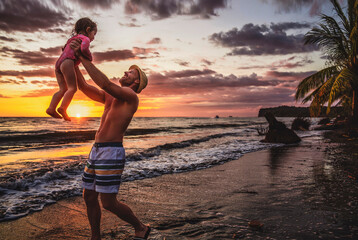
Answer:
[{"left": 82, "top": 142, "right": 125, "bottom": 193}]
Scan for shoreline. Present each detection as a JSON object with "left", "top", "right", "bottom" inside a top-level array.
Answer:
[{"left": 1, "top": 135, "right": 358, "bottom": 239}]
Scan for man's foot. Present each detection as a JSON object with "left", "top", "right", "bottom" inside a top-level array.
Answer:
[
  {"left": 46, "top": 108, "right": 62, "bottom": 119},
  {"left": 134, "top": 225, "right": 151, "bottom": 240},
  {"left": 57, "top": 107, "right": 71, "bottom": 121}
]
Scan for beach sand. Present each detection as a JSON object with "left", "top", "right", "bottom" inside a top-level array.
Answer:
[{"left": 1, "top": 136, "right": 358, "bottom": 240}]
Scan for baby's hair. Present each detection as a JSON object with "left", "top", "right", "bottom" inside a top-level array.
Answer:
[{"left": 72, "top": 17, "right": 97, "bottom": 37}]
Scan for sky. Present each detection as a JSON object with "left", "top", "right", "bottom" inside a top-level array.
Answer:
[{"left": 0, "top": 0, "right": 339, "bottom": 117}]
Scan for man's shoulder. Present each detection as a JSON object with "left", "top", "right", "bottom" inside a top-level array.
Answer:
[
  {"left": 106, "top": 90, "right": 138, "bottom": 105},
  {"left": 106, "top": 96, "right": 138, "bottom": 116}
]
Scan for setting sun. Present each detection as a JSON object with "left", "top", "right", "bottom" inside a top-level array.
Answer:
[{"left": 66, "top": 101, "right": 100, "bottom": 118}]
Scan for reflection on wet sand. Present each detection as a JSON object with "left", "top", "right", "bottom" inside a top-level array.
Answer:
[
  {"left": 0, "top": 143, "right": 92, "bottom": 166},
  {"left": 268, "top": 146, "right": 290, "bottom": 174}
]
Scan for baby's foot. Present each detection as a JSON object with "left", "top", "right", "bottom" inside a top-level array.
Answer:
[
  {"left": 57, "top": 108, "right": 71, "bottom": 121},
  {"left": 46, "top": 108, "right": 62, "bottom": 119}
]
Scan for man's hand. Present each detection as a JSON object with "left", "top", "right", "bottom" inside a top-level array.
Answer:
[{"left": 69, "top": 39, "right": 82, "bottom": 57}]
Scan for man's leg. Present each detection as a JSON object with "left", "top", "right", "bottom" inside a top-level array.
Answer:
[
  {"left": 83, "top": 189, "right": 101, "bottom": 240},
  {"left": 100, "top": 193, "right": 149, "bottom": 238}
]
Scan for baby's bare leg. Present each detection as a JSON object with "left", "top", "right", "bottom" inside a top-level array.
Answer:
[
  {"left": 57, "top": 60, "right": 77, "bottom": 121},
  {"left": 46, "top": 70, "right": 68, "bottom": 118}
]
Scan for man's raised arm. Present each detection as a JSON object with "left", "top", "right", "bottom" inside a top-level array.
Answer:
[
  {"left": 75, "top": 66, "right": 105, "bottom": 104},
  {"left": 79, "top": 56, "right": 137, "bottom": 102}
]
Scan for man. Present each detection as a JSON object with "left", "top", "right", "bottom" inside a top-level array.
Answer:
[{"left": 70, "top": 40, "right": 150, "bottom": 240}]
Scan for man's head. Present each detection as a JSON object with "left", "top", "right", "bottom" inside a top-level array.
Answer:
[{"left": 119, "top": 65, "right": 148, "bottom": 94}]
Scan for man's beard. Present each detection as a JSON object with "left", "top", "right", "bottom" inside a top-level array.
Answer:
[{"left": 120, "top": 77, "right": 131, "bottom": 87}]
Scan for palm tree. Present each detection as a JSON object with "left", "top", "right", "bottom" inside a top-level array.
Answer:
[{"left": 295, "top": 0, "right": 358, "bottom": 123}]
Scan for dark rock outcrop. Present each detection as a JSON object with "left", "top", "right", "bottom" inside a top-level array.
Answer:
[
  {"left": 262, "top": 112, "right": 301, "bottom": 143},
  {"left": 258, "top": 106, "right": 345, "bottom": 117}
]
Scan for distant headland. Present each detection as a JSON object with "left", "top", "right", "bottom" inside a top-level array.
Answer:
[{"left": 258, "top": 106, "right": 344, "bottom": 117}]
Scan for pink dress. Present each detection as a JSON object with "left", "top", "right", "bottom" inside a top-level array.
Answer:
[{"left": 55, "top": 34, "right": 92, "bottom": 71}]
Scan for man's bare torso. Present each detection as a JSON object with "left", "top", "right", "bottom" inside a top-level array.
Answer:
[{"left": 95, "top": 92, "right": 138, "bottom": 143}]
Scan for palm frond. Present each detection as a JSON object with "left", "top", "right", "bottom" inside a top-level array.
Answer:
[
  {"left": 295, "top": 66, "right": 338, "bottom": 100},
  {"left": 310, "top": 94, "right": 324, "bottom": 117},
  {"left": 327, "top": 68, "right": 354, "bottom": 113},
  {"left": 330, "top": 0, "right": 350, "bottom": 33},
  {"left": 301, "top": 87, "right": 322, "bottom": 104},
  {"left": 304, "top": 24, "right": 348, "bottom": 62},
  {"left": 348, "top": 0, "right": 357, "bottom": 30},
  {"left": 309, "top": 76, "right": 336, "bottom": 116},
  {"left": 349, "top": 24, "right": 358, "bottom": 64},
  {"left": 321, "top": 14, "right": 348, "bottom": 39},
  {"left": 304, "top": 25, "right": 339, "bottom": 46}
]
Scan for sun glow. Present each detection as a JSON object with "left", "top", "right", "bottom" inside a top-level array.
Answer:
[{"left": 67, "top": 101, "right": 92, "bottom": 118}]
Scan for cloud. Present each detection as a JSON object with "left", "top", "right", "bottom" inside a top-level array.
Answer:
[
  {"left": 119, "top": 22, "right": 143, "bottom": 27},
  {"left": 21, "top": 88, "right": 57, "bottom": 97},
  {"left": 40, "top": 46, "right": 63, "bottom": 55},
  {"left": 185, "top": 87, "right": 295, "bottom": 107},
  {"left": 265, "top": 70, "right": 316, "bottom": 81},
  {"left": 164, "top": 69, "right": 216, "bottom": 78},
  {"left": 188, "top": 0, "right": 229, "bottom": 18},
  {"left": 132, "top": 47, "right": 159, "bottom": 55},
  {"left": 0, "top": 78, "right": 27, "bottom": 85},
  {"left": 93, "top": 47, "right": 160, "bottom": 62},
  {"left": 20, "top": 88, "right": 95, "bottom": 101},
  {"left": 269, "top": 22, "right": 311, "bottom": 32},
  {"left": 1, "top": 46, "right": 61, "bottom": 66},
  {"left": 92, "top": 49, "right": 136, "bottom": 63},
  {"left": 0, "top": 0, "right": 69, "bottom": 33},
  {"left": 0, "top": 68, "right": 55, "bottom": 78},
  {"left": 124, "top": 0, "right": 228, "bottom": 20},
  {"left": 47, "top": 27, "right": 66, "bottom": 33},
  {"left": 175, "top": 60, "right": 190, "bottom": 67},
  {"left": 30, "top": 80, "right": 58, "bottom": 87},
  {"left": 0, "top": 94, "right": 10, "bottom": 98},
  {"left": 237, "top": 56, "right": 314, "bottom": 70},
  {"left": 147, "top": 37, "right": 162, "bottom": 44},
  {"left": 231, "top": 87, "right": 295, "bottom": 104},
  {"left": 145, "top": 69, "right": 280, "bottom": 96},
  {"left": 262, "top": 0, "right": 328, "bottom": 16},
  {"left": 271, "top": 56, "right": 314, "bottom": 69},
  {"left": 0, "top": 36, "right": 16, "bottom": 42},
  {"left": 161, "top": 86, "right": 296, "bottom": 111},
  {"left": 201, "top": 59, "right": 214, "bottom": 66},
  {"left": 73, "top": 0, "right": 121, "bottom": 9},
  {"left": 209, "top": 22, "right": 318, "bottom": 56}
]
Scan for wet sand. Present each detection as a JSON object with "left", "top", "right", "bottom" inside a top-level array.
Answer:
[{"left": 1, "top": 136, "right": 358, "bottom": 240}]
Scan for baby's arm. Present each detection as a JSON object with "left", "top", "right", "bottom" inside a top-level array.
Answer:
[{"left": 80, "top": 37, "right": 92, "bottom": 61}]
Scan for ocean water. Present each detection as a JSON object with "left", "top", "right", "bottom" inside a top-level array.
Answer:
[{"left": 0, "top": 117, "right": 322, "bottom": 222}]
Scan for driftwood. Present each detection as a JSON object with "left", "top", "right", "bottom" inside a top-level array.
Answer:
[
  {"left": 256, "top": 124, "right": 268, "bottom": 136},
  {"left": 262, "top": 112, "right": 301, "bottom": 143},
  {"left": 318, "top": 118, "right": 330, "bottom": 125},
  {"left": 291, "top": 117, "right": 311, "bottom": 131}
]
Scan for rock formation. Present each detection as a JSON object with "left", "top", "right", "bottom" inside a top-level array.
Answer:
[{"left": 262, "top": 112, "right": 301, "bottom": 143}]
